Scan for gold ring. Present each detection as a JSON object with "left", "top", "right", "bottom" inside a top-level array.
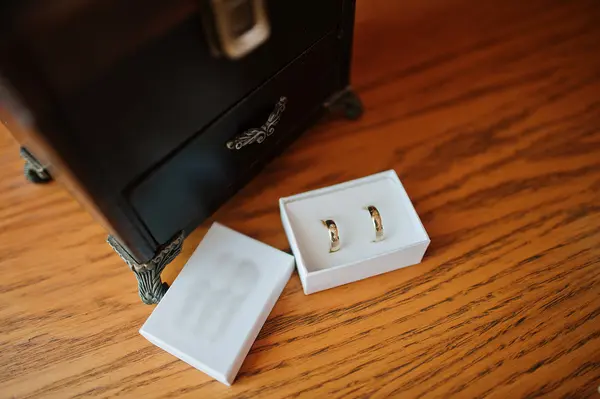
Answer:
[
  {"left": 322, "top": 219, "right": 341, "bottom": 253},
  {"left": 366, "top": 205, "right": 384, "bottom": 242}
]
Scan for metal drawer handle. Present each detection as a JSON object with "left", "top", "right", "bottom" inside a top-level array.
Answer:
[{"left": 226, "top": 96, "right": 287, "bottom": 150}]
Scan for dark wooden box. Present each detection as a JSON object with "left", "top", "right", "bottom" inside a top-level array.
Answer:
[{"left": 0, "top": 0, "right": 361, "bottom": 303}]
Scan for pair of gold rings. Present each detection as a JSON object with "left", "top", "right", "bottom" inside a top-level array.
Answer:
[{"left": 322, "top": 205, "right": 384, "bottom": 253}]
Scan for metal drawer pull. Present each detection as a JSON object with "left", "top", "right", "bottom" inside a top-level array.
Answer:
[{"left": 226, "top": 96, "right": 287, "bottom": 150}]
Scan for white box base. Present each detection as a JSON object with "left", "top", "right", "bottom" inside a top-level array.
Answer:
[
  {"left": 280, "top": 170, "right": 430, "bottom": 294},
  {"left": 139, "top": 223, "right": 294, "bottom": 385}
]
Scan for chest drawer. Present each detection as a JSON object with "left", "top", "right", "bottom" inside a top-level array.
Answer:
[{"left": 128, "top": 32, "right": 339, "bottom": 244}]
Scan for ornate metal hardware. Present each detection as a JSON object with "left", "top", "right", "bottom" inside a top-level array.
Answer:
[
  {"left": 20, "top": 147, "right": 52, "bottom": 184},
  {"left": 226, "top": 96, "right": 287, "bottom": 150},
  {"left": 107, "top": 232, "right": 184, "bottom": 305},
  {"left": 209, "top": 0, "right": 271, "bottom": 60}
]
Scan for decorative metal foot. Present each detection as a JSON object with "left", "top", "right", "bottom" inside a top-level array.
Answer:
[
  {"left": 107, "top": 232, "right": 184, "bottom": 305},
  {"left": 20, "top": 147, "right": 52, "bottom": 184},
  {"left": 326, "top": 87, "right": 364, "bottom": 120}
]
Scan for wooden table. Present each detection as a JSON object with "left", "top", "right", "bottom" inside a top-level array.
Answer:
[{"left": 1, "top": 0, "right": 599, "bottom": 397}]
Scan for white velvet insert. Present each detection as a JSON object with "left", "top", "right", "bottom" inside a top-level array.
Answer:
[{"left": 285, "top": 174, "right": 427, "bottom": 272}]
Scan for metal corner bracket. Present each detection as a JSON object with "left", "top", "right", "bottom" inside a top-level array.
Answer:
[
  {"left": 107, "top": 231, "right": 184, "bottom": 305},
  {"left": 20, "top": 147, "right": 52, "bottom": 184}
]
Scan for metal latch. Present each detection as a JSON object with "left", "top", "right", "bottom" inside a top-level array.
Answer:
[{"left": 208, "top": 0, "right": 270, "bottom": 60}]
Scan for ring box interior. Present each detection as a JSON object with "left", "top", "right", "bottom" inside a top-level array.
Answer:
[{"left": 279, "top": 170, "right": 430, "bottom": 294}]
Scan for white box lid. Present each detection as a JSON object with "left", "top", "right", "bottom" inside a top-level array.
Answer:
[{"left": 139, "top": 222, "right": 295, "bottom": 385}]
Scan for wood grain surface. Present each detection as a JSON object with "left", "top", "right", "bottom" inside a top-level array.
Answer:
[{"left": 2, "top": 0, "right": 600, "bottom": 397}]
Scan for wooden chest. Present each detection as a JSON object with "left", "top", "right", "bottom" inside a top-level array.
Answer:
[{"left": 0, "top": 0, "right": 361, "bottom": 303}]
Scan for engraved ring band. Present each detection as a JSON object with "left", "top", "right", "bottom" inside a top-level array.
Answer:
[
  {"left": 322, "top": 219, "right": 341, "bottom": 253},
  {"left": 366, "top": 205, "right": 385, "bottom": 242}
]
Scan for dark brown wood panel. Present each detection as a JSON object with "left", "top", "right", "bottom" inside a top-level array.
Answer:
[{"left": 1, "top": 0, "right": 599, "bottom": 397}]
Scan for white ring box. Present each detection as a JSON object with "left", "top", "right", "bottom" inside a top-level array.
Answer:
[
  {"left": 139, "top": 171, "right": 429, "bottom": 386},
  {"left": 280, "top": 170, "right": 430, "bottom": 294},
  {"left": 140, "top": 223, "right": 294, "bottom": 386}
]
